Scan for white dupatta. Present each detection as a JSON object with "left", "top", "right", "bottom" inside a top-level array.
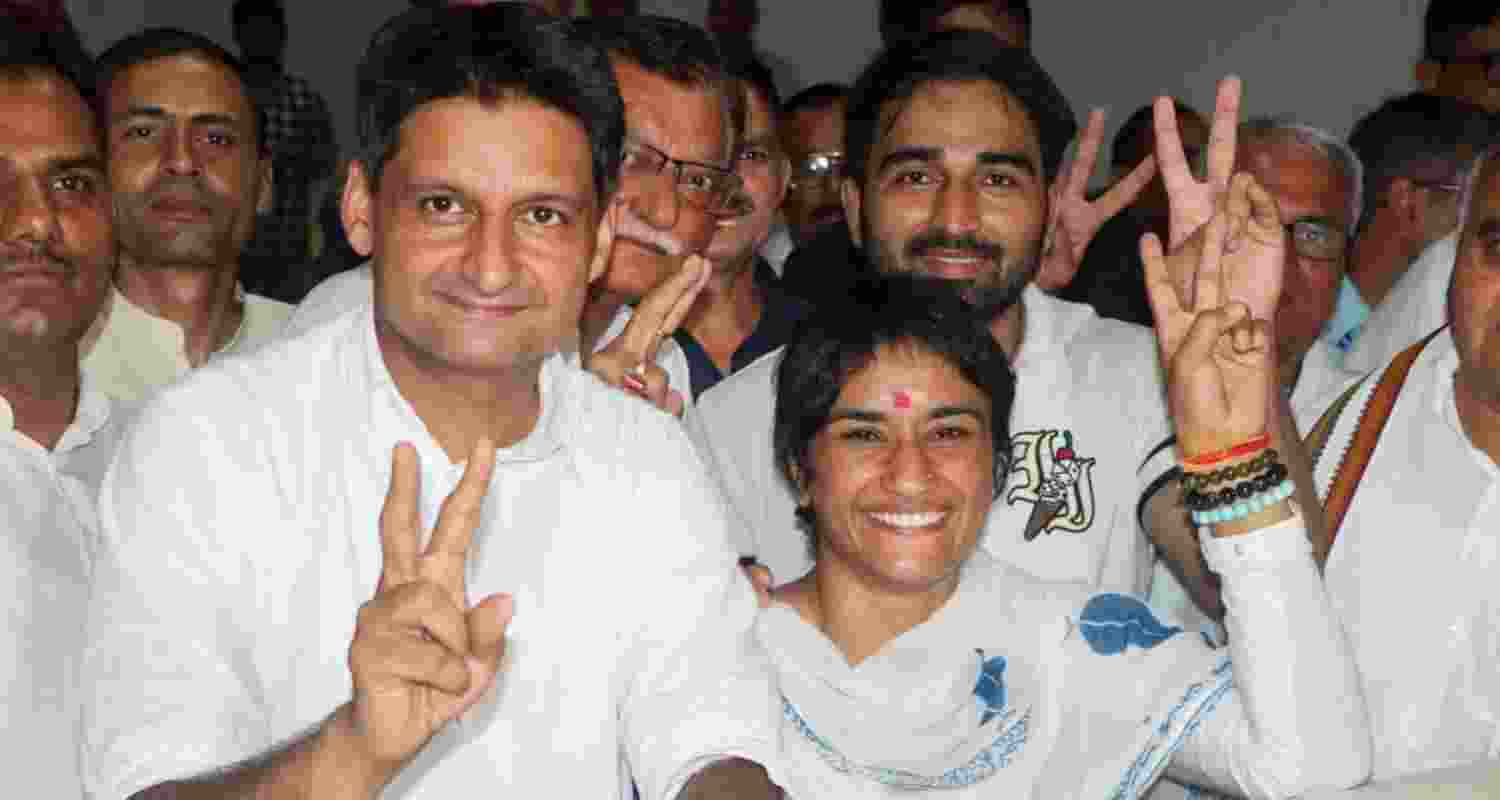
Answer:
[{"left": 759, "top": 551, "right": 1234, "bottom": 798}]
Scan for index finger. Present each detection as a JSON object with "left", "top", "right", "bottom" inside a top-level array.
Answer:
[
  {"left": 1064, "top": 108, "right": 1107, "bottom": 198},
  {"left": 1153, "top": 95, "right": 1194, "bottom": 189},
  {"left": 377, "top": 442, "right": 422, "bottom": 589},
  {"left": 424, "top": 437, "right": 497, "bottom": 589},
  {"left": 1204, "top": 76, "right": 1242, "bottom": 188},
  {"left": 613, "top": 255, "right": 709, "bottom": 363}
]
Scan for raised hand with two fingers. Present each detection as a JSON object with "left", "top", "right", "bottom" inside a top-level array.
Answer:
[
  {"left": 344, "top": 437, "right": 512, "bottom": 785},
  {"left": 1036, "top": 108, "right": 1157, "bottom": 290},
  {"left": 1155, "top": 76, "right": 1241, "bottom": 251},
  {"left": 584, "top": 254, "right": 711, "bottom": 417}
]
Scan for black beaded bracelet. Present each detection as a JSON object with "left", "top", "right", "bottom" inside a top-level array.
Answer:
[
  {"left": 1183, "top": 460, "right": 1288, "bottom": 511},
  {"left": 1182, "top": 449, "right": 1280, "bottom": 491}
]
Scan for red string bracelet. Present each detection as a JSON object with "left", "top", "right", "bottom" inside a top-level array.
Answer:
[{"left": 1182, "top": 432, "right": 1271, "bottom": 469}]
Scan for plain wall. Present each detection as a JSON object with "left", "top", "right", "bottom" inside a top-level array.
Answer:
[{"left": 67, "top": 0, "right": 1435, "bottom": 182}]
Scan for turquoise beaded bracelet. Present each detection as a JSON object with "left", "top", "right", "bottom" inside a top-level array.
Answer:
[{"left": 1190, "top": 478, "right": 1294, "bottom": 526}]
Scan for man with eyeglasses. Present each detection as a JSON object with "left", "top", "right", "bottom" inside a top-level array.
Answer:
[
  {"left": 570, "top": 14, "right": 745, "bottom": 415},
  {"left": 779, "top": 83, "right": 848, "bottom": 250}
]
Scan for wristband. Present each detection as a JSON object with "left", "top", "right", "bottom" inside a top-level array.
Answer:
[
  {"left": 1191, "top": 478, "right": 1293, "bottom": 525},
  {"left": 1182, "top": 432, "right": 1271, "bottom": 469}
]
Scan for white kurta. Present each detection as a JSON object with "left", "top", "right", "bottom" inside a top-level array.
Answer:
[
  {"left": 1312, "top": 329, "right": 1500, "bottom": 781},
  {"left": 691, "top": 286, "right": 1175, "bottom": 594},
  {"left": 0, "top": 384, "right": 116, "bottom": 799},
  {"left": 1342, "top": 232, "right": 1455, "bottom": 375},
  {"left": 762, "top": 518, "right": 1370, "bottom": 799},
  {"left": 80, "top": 306, "right": 782, "bottom": 800},
  {"left": 80, "top": 285, "right": 293, "bottom": 406}
]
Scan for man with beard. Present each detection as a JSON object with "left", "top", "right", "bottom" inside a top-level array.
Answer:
[
  {"left": 81, "top": 29, "right": 292, "bottom": 407},
  {"left": 693, "top": 31, "right": 1178, "bottom": 594},
  {"left": 0, "top": 28, "right": 118, "bottom": 796}
]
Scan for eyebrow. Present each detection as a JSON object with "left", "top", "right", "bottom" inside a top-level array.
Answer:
[
  {"left": 827, "top": 405, "right": 988, "bottom": 424},
  {"left": 48, "top": 155, "right": 106, "bottom": 175},
  {"left": 875, "top": 147, "right": 1036, "bottom": 176},
  {"left": 112, "top": 106, "right": 242, "bottom": 129},
  {"left": 401, "top": 178, "right": 587, "bottom": 210},
  {"left": 1290, "top": 215, "right": 1341, "bottom": 231}
]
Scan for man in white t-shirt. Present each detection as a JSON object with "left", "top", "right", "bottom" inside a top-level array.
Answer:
[
  {"left": 81, "top": 7, "right": 783, "bottom": 799},
  {"left": 1305, "top": 143, "right": 1500, "bottom": 782},
  {"left": 80, "top": 29, "right": 293, "bottom": 407},
  {"left": 0, "top": 35, "right": 121, "bottom": 798},
  {"left": 693, "top": 33, "right": 1179, "bottom": 595},
  {"left": 1343, "top": 230, "right": 1457, "bottom": 375}
]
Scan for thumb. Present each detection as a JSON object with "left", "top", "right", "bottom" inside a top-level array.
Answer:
[
  {"left": 1175, "top": 302, "right": 1249, "bottom": 371},
  {"left": 467, "top": 593, "right": 514, "bottom": 673}
]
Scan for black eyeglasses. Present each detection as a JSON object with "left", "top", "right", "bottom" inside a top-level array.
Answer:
[
  {"left": 620, "top": 139, "right": 743, "bottom": 215},
  {"left": 790, "top": 152, "right": 845, "bottom": 188}
]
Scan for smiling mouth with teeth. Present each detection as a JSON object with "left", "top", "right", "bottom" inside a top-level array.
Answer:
[{"left": 868, "top": 510, "right": 948, "bottom": 529}]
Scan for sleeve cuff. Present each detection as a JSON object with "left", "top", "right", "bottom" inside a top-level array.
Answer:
[{"left": 1198, "top": 504, "right": 1311, "bottom": 573}]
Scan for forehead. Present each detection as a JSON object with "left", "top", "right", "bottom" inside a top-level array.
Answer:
[
  {"left": 742, "top": 83, "right": 778, "bottom": 140},
  {"left": 873, "top": 79, "right": 1040, "bottom": 165},
  {"left": 384, "top": 95, "right": 594, "bottom": 201},
  {"left": 1238, "top": 138, "right": 1351, "bottom": 221},
  {"left": 1456, "top": 18, "right": 1500, "bottom": 54},
  {"left": 613, "top": 57, "right": 726, "bottom": 162},
  {"left": 786, "top": 101, "right": 844, "bottom": 151},
  {"left": 108, "top": 53, "right": 253, "bottom": 125},
  {"left": 0, "top": 75, "right": 99, "bottom": 170},
  {"left": 838, "top": 343, "right": 986, "bottom": 407}
]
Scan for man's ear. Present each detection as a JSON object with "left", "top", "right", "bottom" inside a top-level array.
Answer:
[
  {"left": 1415, "top": 59, "right": 1442, "bottom": 93},
  {"left": 341, "top": 161, "right": 376, "bottom": 258},
  {"left": 841, "top": 176, "right": 863, "bottom": 247},
  {"left": 588, "top": 198, "right": 619, "bottom": 284}
]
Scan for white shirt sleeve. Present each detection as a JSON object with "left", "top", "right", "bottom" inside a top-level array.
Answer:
[
  {"left": 1165, "top": 513, "right": 1372, "bottom": 798},
  {"left": 80, "top": 382, "right": 282, "bottom": 800},
  {"left": 615, "top": 414, "right": 785, "bottom": 800}
]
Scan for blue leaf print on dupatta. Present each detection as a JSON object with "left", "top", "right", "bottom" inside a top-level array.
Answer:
[
  {"left": 974, "top": 650, "right": 1007, "bottom": 725},
  {"left": 1078, "top": 593, "right": 1182, "bottom": 655}
]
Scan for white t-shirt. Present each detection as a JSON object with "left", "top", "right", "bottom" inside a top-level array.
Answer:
[
  {"left": 80, "top": 285, "right": 292, "bottom": 407},
  {"left": 1312, "top": 329, "right": 1500, "bottom": 781},
  {"left": 0, "top": 384, "right": 116, "bottom": 799},
  {"left": 1343, "top": 232, "right": 1455, "bottom": 376},
  {"left": 81, "top": 306, "right": 781, "bottom": 800},
  {"left": 286, "top": 263, "right": 694, "bottom": 402},
  {"left": 691, "top": 286, "right": 1174, "bottom": 593}
]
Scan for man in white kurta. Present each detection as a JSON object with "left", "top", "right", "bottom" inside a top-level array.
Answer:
[
  {"left": 81, "top": 8, "right": 781, "bottom": 799},
  {"left": 0, "top": 51, "right": 123, "bottom": 798},
  {"left": 694, "top": 284, "right": 1173, "bottom": 593},
  {"left": 81, "top": 307, "right": 780, "bottom": 799}
]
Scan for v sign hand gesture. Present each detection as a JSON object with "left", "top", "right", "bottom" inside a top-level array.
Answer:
[
  {"left": 344, "top": 438, "right": 512, "bottom": 788},
  {"left": 585, "top": 255, "right": 711, "bottom": 417},
  {"left": 1157, "top": 77, "right": 1242, "bottom": 250}
]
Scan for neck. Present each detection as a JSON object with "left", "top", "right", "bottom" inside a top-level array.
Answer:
[
  {"left": 987, "top": 300, "right": 1027, "bottom": 364},
  {"left": 580, "top": 288, "right": 627, "bottom": 355},
  {"left": 1454, "top": 368, "right": 1500, "bottom": 468},
  {"left": 0, "top": 340, "right": 81, "bottom": 451},
  {"left": 801, "top": 557, "right": 958, "bottom": 666},
  {"left": 116, "top": 258, "right": 244, "bottom": 366},
  {"left": 375, "top": 321, "right": 543, "bottom": 464},
  {"left": 1347, "top": 225, "right": 1415, "bottom": 308},
  {"left": 681, "top": 255, "right": 763, "bottom": 372}
]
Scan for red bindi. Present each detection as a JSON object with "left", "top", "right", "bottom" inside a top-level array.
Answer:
[{"left": 893, "top": 390, "right": 912, "bottom": 409}]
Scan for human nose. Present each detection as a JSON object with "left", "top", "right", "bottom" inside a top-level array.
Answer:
[
  {"left": 933, "top": 181, "right": 979, "bottom": 236},
  {"left": 162, "top": 127, "right": 200, "bottom": 177},
  {"left": 618, "top": 168, "right": 681, "bottom": 232},
  {"left": 0, "top": 176, "right": 60, "bottom": 248},
  {"left": 462, "top": 214, "right": 519, "bottom": 294},
  {"left": 885, "top": 437, "right": 935, "bottom": 497}
]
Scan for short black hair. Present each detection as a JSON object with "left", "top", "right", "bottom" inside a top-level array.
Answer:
[
  {"left": 844, "top": 28, "right": 1076, "bottom": 185},
  {"left": 1112, "top": 99, "right": 1200, "bottom": 170},
  {"left": 231, "top": 0, "right": 287, "bottom": 33},
  {"left": 1349, "top": 91, "right": 1496, "bottom": 229},
  {"left": 356, "top": 3, "right": 624, "bottom": 203},
  {"left": 96, "top": 27, "right": 265, "bottom": 152},
  {"left": 0, "top": 23, "right": 97, "bottom": 125},
  {"left": 879, "top": 0, "right": 1032, "bottom": 46},
  {"left": 575, "top": 14, "right": 728, "bottom": 90},
  {"left": 781, "top": 82, "right": 847, "bottom": 117},
  {"left": 1422, "top": 1, "right": 1500, "bottom": 62},
  {"left": 773, "top": 274, "right": 1015, "bottom": 547}
]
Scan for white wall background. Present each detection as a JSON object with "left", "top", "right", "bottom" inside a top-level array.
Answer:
[{"left": 65, "top": 0, "right": 1434, "bottom": 184}]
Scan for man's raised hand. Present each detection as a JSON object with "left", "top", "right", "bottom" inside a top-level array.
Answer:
[
  {"left": 585, "top": 255, "right": 711, "bottom": 418},
  {"left": 344, "top": 438, "right": 511, "bottom": 784},
  {"left": 1037, "top": 108, "right": 1157, "bottom": 290}
]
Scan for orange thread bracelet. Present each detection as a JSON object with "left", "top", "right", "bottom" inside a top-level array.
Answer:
[{"left": 1182, "top": 432, "right": 1271, "bottom": 469}]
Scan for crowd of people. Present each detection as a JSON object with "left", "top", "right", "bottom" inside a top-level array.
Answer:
[{"left": 3, "top": 0, "right": 1499, "bottom": 797}]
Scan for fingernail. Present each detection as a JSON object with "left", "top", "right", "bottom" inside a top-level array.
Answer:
[{"left": 623, "top": 374, "right": 648, "bottom": 394}]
